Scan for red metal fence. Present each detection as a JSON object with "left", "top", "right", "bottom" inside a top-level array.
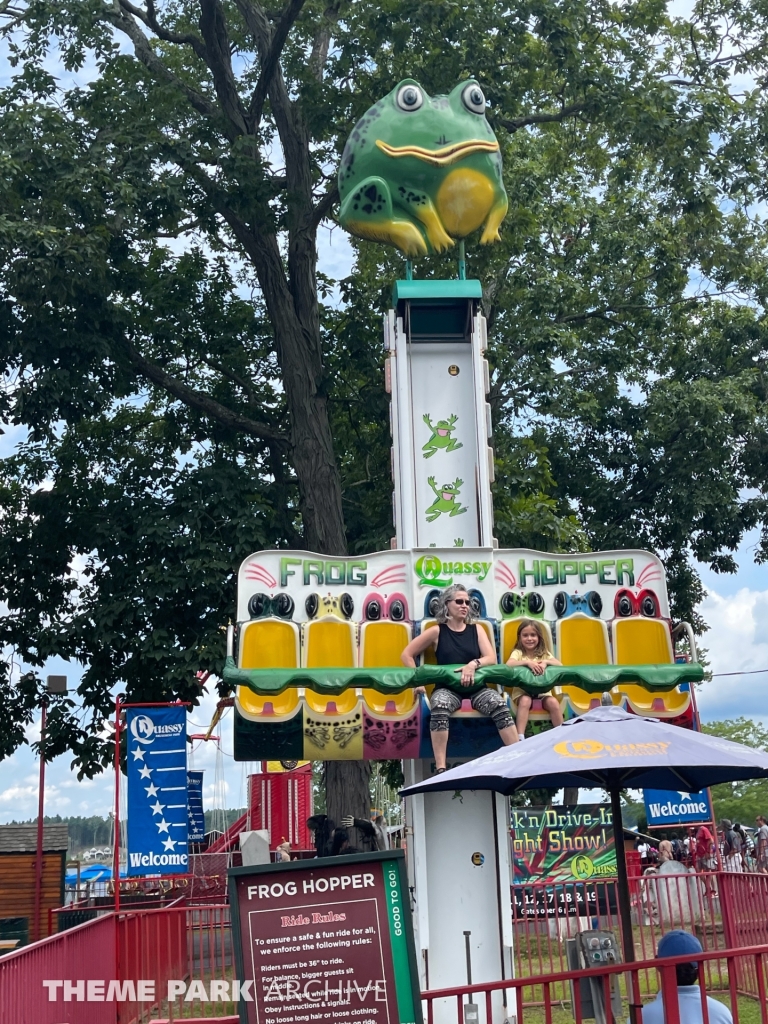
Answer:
[
  {"left": 0, "top": 902, "right": 230, "bottom": 1024},
  {"left": 422, "top": 945, "right": 768, "bottom": 1024},
  {"left": 512, "top": 868, "right": 768, "bottom": 1001},
  {"left": 3, "top": 871, "right": 768, "bottom": 1022}
]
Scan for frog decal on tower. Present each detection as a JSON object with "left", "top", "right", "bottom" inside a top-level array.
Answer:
[
  {"left": 338, "top": 79, "right": 508, "bottom": 256},
  {"left": 425, "top": 476, "right": 467, "bottom": 521},
  {"left": 422, "top": 413, "right": 463, "bottom": 458}
]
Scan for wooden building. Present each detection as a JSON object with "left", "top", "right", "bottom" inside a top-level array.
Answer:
[{"left": 0, "top": 823, "right": 68, "bottom": 945}]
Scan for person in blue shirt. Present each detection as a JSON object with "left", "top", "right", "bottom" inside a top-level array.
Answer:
[{"left": 640, "top": 931, "right": 732, "bottom": 1024}]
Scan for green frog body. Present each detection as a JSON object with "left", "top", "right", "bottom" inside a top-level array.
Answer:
[
  {"left": 339, "top": 79, "right": 508, "bottom": 257},
  {"left": 425, "top": 476, "right": 467, "bottom": 521},
  {"left": 422, "top": 413, "right": 462, "bottom": 458}
]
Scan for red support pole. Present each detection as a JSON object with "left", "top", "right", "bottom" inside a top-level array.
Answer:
[
  {"left": 114, "top": 695, "right": 122, "bottom": 916},
  {"left": 114, "top": 694, "right": 122, "bottom": 1001},
  {"left": 33, "top": 702, "right": 47, "bottom": 942}
]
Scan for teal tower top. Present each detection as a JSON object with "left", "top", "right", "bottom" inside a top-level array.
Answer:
[{"left": 338, "top": 79, "right": 508, "bottom": 256}]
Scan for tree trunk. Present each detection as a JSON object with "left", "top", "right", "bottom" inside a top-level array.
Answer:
[
  {"left": 325, "top": 760, "right": 372, "bottom": 852},
  {"left": 563, "top": 787, "right": 579, "bottom": 805}
]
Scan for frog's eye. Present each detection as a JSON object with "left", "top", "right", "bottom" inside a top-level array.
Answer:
[
  {"left": 396, "top": 84, "right": 424, "bottom": 112},
  {"left": 462, "top": 83, "right": 486, "bottom": 115}
]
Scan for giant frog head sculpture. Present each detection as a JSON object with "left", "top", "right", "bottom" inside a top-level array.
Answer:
[{"left": 339, "top": 79, "right": 508, "bottom": 257}]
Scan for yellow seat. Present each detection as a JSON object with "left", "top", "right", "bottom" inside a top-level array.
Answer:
[
  {"left": 500, "top": 619, "right": 555, "bottom": 664},
  {"left": 612, "top": 617, "right": 676, "bottom": 712},
  {"left": 556, "top": 615, "right": 610, "bottom": 665},
  {"left": 302, "top": 617, "right": 357, "bottom": 668},
  {"left": 620, "top": 685, "right": 691, "bottom": 716},
  {"left": 359, "top": 621, "right": 414, "bottom": 714},
  {"left": 239, "top": 618, "right": 299, "bottom": 669},
  {"left": 560, "top": 688, "right": 624, "bottom": 715},
  {"left": 362, "top": 690, "right": 417, "bottom": 715},
  {"left": 360, "top": 620, "right": 412, "bottom": 667},
  {"left": 236, "top": 685, "right": 300, "bottom": 719},
  {"left": 613, "top": 617, "right": 673, "bottom": 664},
  {"left": 304, "top": 688, "right": 360, "bottom": 714}
]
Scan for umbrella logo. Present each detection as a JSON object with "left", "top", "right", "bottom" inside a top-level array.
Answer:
[
  {"left": 554, "top": 738, "right": 670, "bottom": 759},
  {"left": 554, "top": 739, "right": 605, "bottom": 759}
]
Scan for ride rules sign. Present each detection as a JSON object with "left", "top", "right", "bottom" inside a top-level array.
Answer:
[{"left": 229, "top": 851, "right": 422, "bottom": 1024}]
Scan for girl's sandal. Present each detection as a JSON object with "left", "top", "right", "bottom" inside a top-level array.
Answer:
[{"left": 435, "top": 767, "right": 447, "bottom": 774}]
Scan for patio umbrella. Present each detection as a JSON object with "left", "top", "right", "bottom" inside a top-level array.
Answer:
[{"left": 400, "top": 706, "right": 768, "bottom": 971}]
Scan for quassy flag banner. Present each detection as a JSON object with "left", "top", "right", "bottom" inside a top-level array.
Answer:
[
  {"left": 127, "top": 707, "right": 189, "bottom": 875},
  {"left": 644, "top": 788, "right": 713, "bottom": 827},
  {"left": 187, "top": 770, "right": 206, "bottom": 843}
]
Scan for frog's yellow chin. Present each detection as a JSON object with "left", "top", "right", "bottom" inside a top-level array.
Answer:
[{"left": 345, "top": 218, "right": 428, "bottom": 257}]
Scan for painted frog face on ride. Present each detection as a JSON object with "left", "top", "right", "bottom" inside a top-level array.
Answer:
[{"left": 338, "top": 79, "right": 508, "bottom": 257}]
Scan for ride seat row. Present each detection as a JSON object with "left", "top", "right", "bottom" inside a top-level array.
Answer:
[{"left": 236, "top": 612, "right": 687, "bottom": 719}]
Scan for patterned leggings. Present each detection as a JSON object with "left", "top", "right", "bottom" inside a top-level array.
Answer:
[{"left": 429, "top": 687, "right": 514, "bottom": 733}]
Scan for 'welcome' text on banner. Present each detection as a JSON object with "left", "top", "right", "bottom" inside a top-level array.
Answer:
[
  {"left": 644, "top": 789, "right": 713, "bottom": 827},
  {"left": 127, "top": 707, "right": 189, "bottom": 875}
]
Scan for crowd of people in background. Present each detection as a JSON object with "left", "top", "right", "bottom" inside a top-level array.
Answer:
[{"left": 636, "top": 816, "right": 768, "bottom": 873}]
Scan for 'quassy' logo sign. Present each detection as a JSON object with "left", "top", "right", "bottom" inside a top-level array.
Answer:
[{"left": 130, "top": 714, "right": 184, "bottom": 745}]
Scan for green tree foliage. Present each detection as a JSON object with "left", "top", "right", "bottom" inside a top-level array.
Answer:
[
  {"left": 0, "top": 0, "right": 766, "bottom": 785},
  {"left": 701, "top": 718, "right": 768, "bottom": 825},
  {"left": 11, "top": 814, "right": 113, "bottom": 854}
]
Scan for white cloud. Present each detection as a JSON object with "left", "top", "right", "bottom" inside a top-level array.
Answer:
[{"left": 695, "top": 585, "right": 768, "bottom": 727}]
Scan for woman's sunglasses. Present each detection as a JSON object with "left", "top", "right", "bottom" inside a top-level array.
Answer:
[{"left": 451, "top": 598, "right": 470, "bottom": 606}]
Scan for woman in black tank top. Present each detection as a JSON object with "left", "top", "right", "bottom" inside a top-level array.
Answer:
[
  {"left": 401, "top": 585, "right": 519, "bottom": 770},
  {"left": 436, "top": 621, "right": 481, "bottom": 666}
]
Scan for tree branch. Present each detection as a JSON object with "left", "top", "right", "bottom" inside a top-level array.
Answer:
[
  {"left": 493, "top": 102, "right": 587, "bottom": 134},
  {"left": 106, "top": 4, "right": 226, "bottom": 131},
  {"left": 309, "top": 1, "right": 341, "bottom": 82},
  {"left": 247, "top": 0, "right": 308, "bottom": 131},
  {"left": 199, "top": 353, "right": 269, "bottom": 403},
  {"left": 117, "top": 0, "right": 207, "bottom": 57},
  {"left": 197, "top": 0, "right": 249, "bottom": 135},
  {"left": 124, "top": 341, "right": 288, "bottom": 445},
  {"left": 309, "top": 182, "right": 339, "bottom": 229}
]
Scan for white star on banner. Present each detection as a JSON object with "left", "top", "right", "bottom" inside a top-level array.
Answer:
[
  {"left": 145, "top": 782, "right": 159, "bottom": 798},
  {"left": 156, "top": 819, "right": 170, "bottom": 834},
  {"left": 150, "top": 800, "right": 165, "bottom": 816},
  {"left": 162, "top": 837, "right": 177, "bottom": 852},
  {"left": 138, "top": 765, "right": 152, "bottom": 780},
  {"left": 131, "top": 747, "right": 146, "bottom": 762}
]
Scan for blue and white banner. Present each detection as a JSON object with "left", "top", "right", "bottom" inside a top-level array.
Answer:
[
  {"left": 187, "top": 770, "right": 206, "bottom": 843},
  {"left": 126, "top": 707, "right": 189, "bottom": 875},
  {"left": 644, "top": 788, "right": 713, "bottom": 827}
]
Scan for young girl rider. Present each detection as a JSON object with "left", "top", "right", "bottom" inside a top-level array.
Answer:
[{"left": 506, "top": 618, "right": 563, "bottom": 737}]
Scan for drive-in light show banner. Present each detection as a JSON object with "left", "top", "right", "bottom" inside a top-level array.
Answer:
[
  {"left": 511, "top": 805, "right": 617, "bottom": 919},
  {"left": 511, "top": 805, "right": 616, "bottom": 884},
  {"left": 229, "top": 851, "right": 422, "bottom": 1024},
  {"left": 126, "top": 706, "right": 189, "bottom": 875}
]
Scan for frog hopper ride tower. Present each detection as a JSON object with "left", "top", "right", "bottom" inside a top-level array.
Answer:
[{"left": 226, "top": 79, "right": 703, "bottom": 1021}]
